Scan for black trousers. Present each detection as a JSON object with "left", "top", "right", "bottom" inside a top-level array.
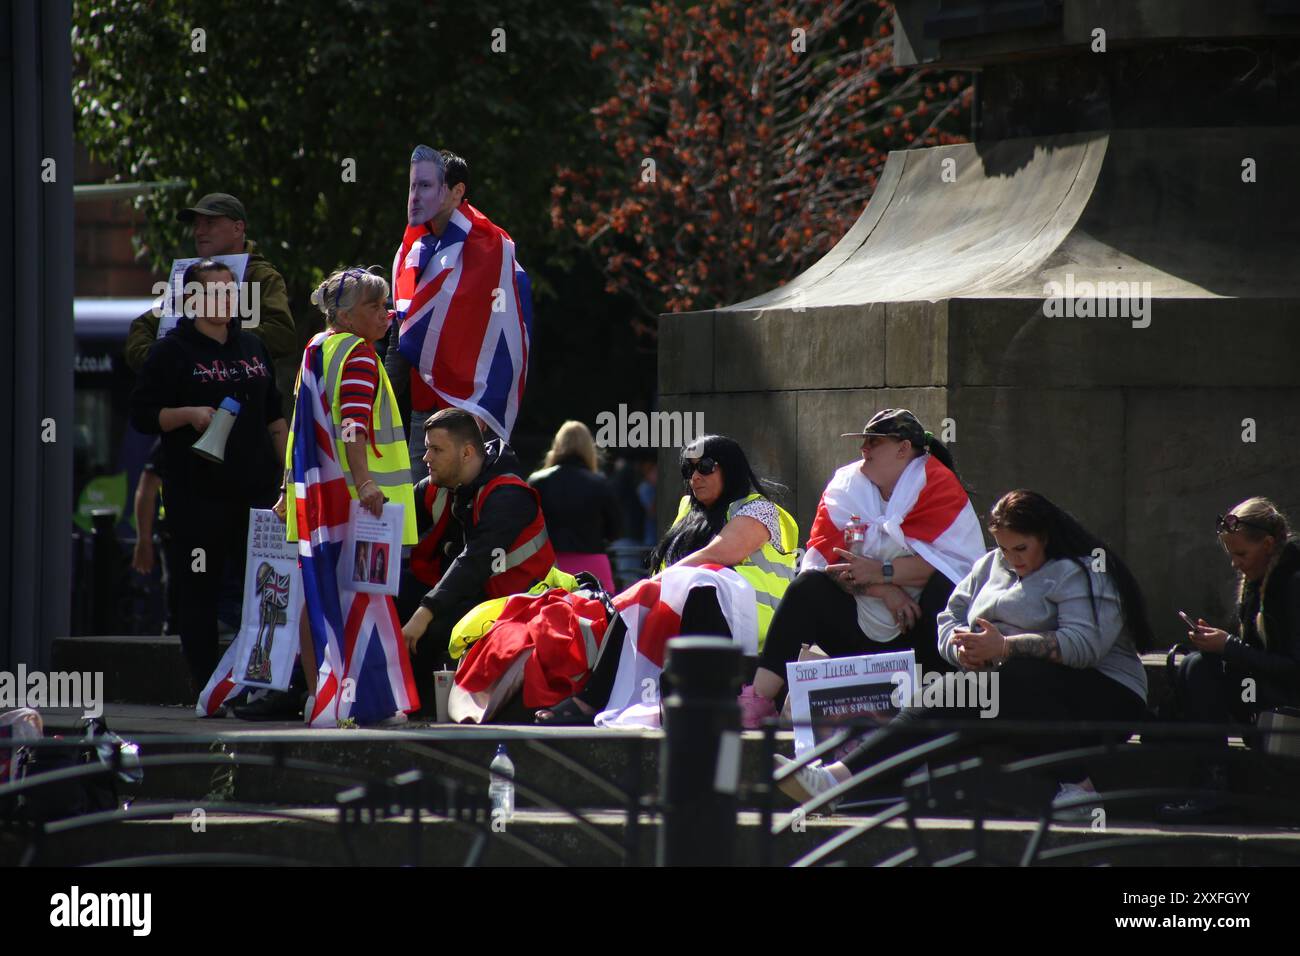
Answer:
[
  {"left": 1173, "top": 650, "right": 1272, "bottom": 752},
  {"left": 409, "top": 591, "right": 483, "bottom": 713},
  {"left": 840, "top": 658, "right": 1147, "bottom": 786},
  {"left": 758, "top": 569, "right": 956, "bottom": 695},
  {"left": 164, "top": 495, "right": 261, "bottom": 692},
  {"left": 577, "top": 586, "right": 732, "bottom": 710}
]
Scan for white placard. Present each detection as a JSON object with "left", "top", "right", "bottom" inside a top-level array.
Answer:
[
  {"left": 786, "top": 650, "right": 917, "bottom": 758},
  {"left": 155, "top": 252, "right": 250, "bottom": 338},
  {"left": 232, "top": 509, "right": 301, "bottom": 689},
  {"left": 342, "top": 501, "right": 404, "bottom": 595}
]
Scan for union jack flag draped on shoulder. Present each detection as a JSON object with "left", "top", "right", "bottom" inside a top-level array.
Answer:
[
  {"left": 285, "top": 332, "right": 419, "bottom": 726},
  {"left": 394, "top": 202, "right": 533, "bottom": 440}
]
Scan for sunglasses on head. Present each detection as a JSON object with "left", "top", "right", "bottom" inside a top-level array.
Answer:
[
  {"left": 681, "top": 457, "right": 717, "bottom": 481},
  {"left": 1216, "top": 513, "right": 1273, "bottom": 534}
]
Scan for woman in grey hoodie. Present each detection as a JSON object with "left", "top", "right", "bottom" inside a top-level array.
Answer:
[{"left": 776, "top": 489, "right": 1154, "bottom": 818}]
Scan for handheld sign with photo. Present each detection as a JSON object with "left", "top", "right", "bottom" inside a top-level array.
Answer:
[
  {"left": 232, "top": 509, "right": 301, "bottom": 689},
  {"left": 786, "top": 650, "right": 917, "bottom": 757},
  {"left": 155, "top": 252, "right": 250, "bottom": 338},
  {"left": 342, "top": 501, "right": 404, "bottom": 595}
]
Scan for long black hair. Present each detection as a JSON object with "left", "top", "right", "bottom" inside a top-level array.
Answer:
[
  {"left": 988, "top": 489, "right": 1155, "bottom": 651},
  {"left": 915, "top": 434, "right": 964, "bottom": 488},
  {"left": 647, "top": 434, "right": 781, "bottom": 571}
]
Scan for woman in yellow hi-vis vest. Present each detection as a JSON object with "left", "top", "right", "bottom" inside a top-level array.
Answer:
[
  {"left": 536, "top": 433, "right": 798, "bottom": 724},
  {"left": 268, "top": 268, "right": 419, "bottom": 726}
]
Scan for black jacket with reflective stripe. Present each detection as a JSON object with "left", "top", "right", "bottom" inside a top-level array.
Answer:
[{"left": 418, "top": 441, "right": 539, "bottom": 616}]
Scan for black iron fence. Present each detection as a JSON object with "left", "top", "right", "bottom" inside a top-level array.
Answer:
[
  {"left": 0, "top": 729, "right": 653, "bottom": 867},
  {"left": 754, "top": 716, "right": 1300, "bottom": 867},
  {"left": 5, "top": 637, "right": 1300, "bottom": 866}
]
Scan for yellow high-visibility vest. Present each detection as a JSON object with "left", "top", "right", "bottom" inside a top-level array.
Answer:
[
  {"left": 663, "top": 493, "right": 799, "bottom": 650},
  {"left": 448, "top": 565, "right": 582, "bottom": 660},
  {"left": 285, "top": 331, "right": 417, "bottom": 545}
]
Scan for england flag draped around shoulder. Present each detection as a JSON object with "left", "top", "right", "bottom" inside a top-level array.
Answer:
[
  {"left": 394, "top": 202, "right": 533, "bottom": 440},
  {"left": 286, "top": 332, "right": 419, "bottom": 726},
  {"left": 803, "top": 453, "right": 986, "bottom": 585}
]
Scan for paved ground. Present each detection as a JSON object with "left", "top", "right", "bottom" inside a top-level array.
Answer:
[{"left": 38, "top": 703, "right": 658, "bottom": 740}]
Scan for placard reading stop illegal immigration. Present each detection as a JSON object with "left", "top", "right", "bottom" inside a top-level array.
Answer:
[{"left": 786, "top": 650, "right": 916, "bottom": 757}]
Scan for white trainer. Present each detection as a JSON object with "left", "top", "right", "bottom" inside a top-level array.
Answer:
[
  {"left": 1052, "top": 781, "right": 1102, "bottom": 823},
  {"left": 774, "top": 754, "right": 840, "bottom": 811}
]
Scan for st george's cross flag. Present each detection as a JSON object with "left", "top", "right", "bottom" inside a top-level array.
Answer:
[
  {"left": 593, "top": 564, "right": 758, "bottom": 729},
  {"left": 394, "top": 202, "right": 533, "bottom": 440},
  {"left": 803, "top": 454, "right": 986, "bottom": 587},
  {"left": 284, "top": 332, "right": 419, "bottom": 726}
]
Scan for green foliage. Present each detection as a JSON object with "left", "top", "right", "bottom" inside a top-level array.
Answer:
[{"left": 73, "top": 0, "right": 615, "bottom": 316}]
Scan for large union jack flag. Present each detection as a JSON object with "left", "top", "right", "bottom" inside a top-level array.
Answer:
[
  {"left": 288, "top": 332, "right": 419, "bottom": 726},
  {"left": 393, "top": 202, "right": 533, "bottom": 440}
]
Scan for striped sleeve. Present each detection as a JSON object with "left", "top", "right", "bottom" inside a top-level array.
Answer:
[{"left": 339, "top": 343, "right": 379, "bottom": 437}]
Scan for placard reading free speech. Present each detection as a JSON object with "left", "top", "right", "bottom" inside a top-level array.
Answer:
[{"left": 785, "top": 650, "right": 916, "bottom": 757}]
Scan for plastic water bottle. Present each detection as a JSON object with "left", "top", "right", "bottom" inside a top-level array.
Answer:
[
  {"left": 844, "top": 515, "right": 868, "bottom": 557},
  {"left": 488, "top": 744, "right": 515, "bottom": 821}
]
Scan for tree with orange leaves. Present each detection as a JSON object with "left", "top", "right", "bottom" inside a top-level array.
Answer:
[{"left": 552, "top": 0, "right": 971, "bottom": 335}]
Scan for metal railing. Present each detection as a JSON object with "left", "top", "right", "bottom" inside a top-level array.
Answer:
[
  {"left": 754, "top": 716, "right": 1300, "bottom": 867},
  {"left": 0, "top": 729, "right": 654, "bottom": 867}
]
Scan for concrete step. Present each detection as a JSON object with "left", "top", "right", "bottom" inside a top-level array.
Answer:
[
  {"left": 48, "top": 635, "right": 1180, "bottom": 710},
  {"left": 50, "top": 635, "right": 230, "bottom": 706},
  {"left": 33, "top": 705, "right": 1300, "bottom": 826},
  {"left": 7, "top": 805, "right": 1299, "bottom": 867},
  {"left": 40, "top": 705, "right": 662, "bottom": 810}
]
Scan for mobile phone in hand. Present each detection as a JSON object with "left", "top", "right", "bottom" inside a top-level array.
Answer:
[{"left": 1178, "top": 610, "right": 1200, "bottom": 631}]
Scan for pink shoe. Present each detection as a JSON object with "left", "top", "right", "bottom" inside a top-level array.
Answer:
[{"left": 738, "top": 684, "right": 778, "bottom": 729}]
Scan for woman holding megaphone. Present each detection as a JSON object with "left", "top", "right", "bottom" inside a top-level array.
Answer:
[{"left": 130, "top": 258, "right": 288, "bottom": 691}]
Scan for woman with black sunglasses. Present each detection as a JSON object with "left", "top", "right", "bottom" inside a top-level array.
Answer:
[
  {"left": 536, "top": 434, "right": 798, "bottom": 723},
  {"left": 1159, "top": 497, "right": 1300, "bottom": 821}
]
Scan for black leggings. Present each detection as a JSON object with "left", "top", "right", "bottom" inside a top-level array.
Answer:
[
  {"left": 758, "top": 569, "right": 956, "bottom": 692},
  {"left": 578, "top": 586, "right": 732, "bottom": 710},
  {"left": 410, "top": 593, "right": 483, "bottom": 710},
  {"left": 839, "top": 658, "right": 1147, "bottom": 786},
  {"left": 164, "top": 496, "right": 260, "bottom": 692},
  {"left": 1173, "top": 650, "right": 1275, "bottom": 750}
]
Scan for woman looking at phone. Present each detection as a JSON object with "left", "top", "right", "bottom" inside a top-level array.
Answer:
[
  {"left": 777, "top": 490, "right": 1153, "bottom": 820},
  {"left": 1160, "top": 497, "right": 1300, "bottom": 821}
]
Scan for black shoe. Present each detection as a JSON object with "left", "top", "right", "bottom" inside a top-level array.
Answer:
[
  {"left": 1157, "top": 793, "right": 1239, "bottom": 824},
  {"left": 534, "top": 697, "right": 596, "bottom": 725},
  {"left": 232, "top": 689, "right": 306, "bottom": 721},
  {"left": 1157, "top": 764, "right": 1234, "bottom": 823}
]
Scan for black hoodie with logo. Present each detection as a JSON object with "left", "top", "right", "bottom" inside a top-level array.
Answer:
[{"left": 129, "top": 318, "right": 285, "bottom": 507}]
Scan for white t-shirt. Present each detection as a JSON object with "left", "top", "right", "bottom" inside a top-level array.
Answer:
[{"left": 854, "top": 537, "right": 923, "bottom": 642}]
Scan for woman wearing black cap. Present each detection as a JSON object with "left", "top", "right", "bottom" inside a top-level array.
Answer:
[
  {"left": 740, "top": 408, "right": 987, "bottom": 728},
  {"left": 129, "top": 259, "right": 288, "bottom": 692}
]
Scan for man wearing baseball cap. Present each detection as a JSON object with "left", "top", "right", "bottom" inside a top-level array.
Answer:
[
  {"left": 125, "top": 192, "right": 299, "bottom": 420},
  {"left": 738, "top": 406, "right": 988, "bottom": 729},
  {"left": 839, "top": 407, "right": 931, "bottom": 445}
]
